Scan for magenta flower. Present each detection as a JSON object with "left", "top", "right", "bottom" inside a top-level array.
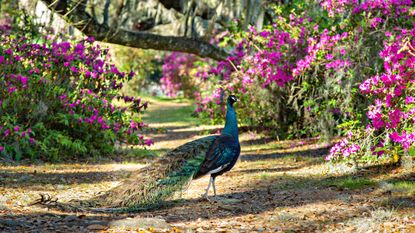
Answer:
[
  {"left": 70, "top": 66, "right": 78, "bottom": 73},
  {"left": 390, "top": 132, "right": 401, "bottom": 142},
  {"left": 370, "top": 17, "right": 383, "bottom": 28},
  {"left": 405, "top": 96, "right": 415, "bottom": 104},
  {"left": 144, "top": 139, "right": 153, "bottom": 146},
  {"left": 59, "top": 94, "right": 67, "bottom": 100},
  {"left": 18, "top": 75, "right": 28, "bottom": 86},
  {"left": 130, "top": 121, "right": 138, "bottom": 130},
  {"left": 5, "top": 48, "right": 12, "bottom": 55},
  {"left": 259, "top": 30, "right": 270, "bottom": 38},
  {"left": 87, "top": 36, "right": 95, "bottom": 43},
  {"left": 388, "top": 109, "right": 402, "bottom": 129},
  {"left": 4, "top": 129, "right": 10, "bottom": 137},
  {"left": 128, "top": 71, "right": 135, "bottom": 78},
  {"left": 85, "top": 70, "right": 91, "bottom": 78},
  {"left": 75, "top": 43, "right": 85, "bottom": 53},
  {"left": 7, "top": 87, "right": 16, "bottom": 94}
]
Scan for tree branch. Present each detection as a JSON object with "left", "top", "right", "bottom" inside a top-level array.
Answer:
[
  {"left": 40, "top": 0, "right": 229, "bottom": 60},
  {"left": 102, "top": 0, "right": 110, "bottom": 26}
]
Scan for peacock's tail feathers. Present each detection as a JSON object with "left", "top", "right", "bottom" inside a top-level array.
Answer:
[{"left": 102, "top": 135, "right": 217, "bottom": 208}]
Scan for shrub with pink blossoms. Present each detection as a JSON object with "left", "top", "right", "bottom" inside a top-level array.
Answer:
[
  {"left": 195, "top": 9, "right": 362, "bottom": 138},
  {"left": 0, "top": 29, "right": 151, "bottom": 161},
  {"left": 194, "top": 0, "right": 415, "bottom": 149},
  {"left": 160, "top": 52, "right": 200, "bottom": 98},
  {"left": 193, "top": 19, "right": 307, "bottom": 131},
  {"left": 327, "top": 26, "right": 415, "bottom": 161},
  {"left": 320, "top": 0, "right": 413, "bottom": 18}
]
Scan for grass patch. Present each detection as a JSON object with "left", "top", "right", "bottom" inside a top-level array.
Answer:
[
  {"left": 258, "top": 172, "right": 273, "bottom": 180},
  {"left": 326, "top": 177, "right": 377, "bottom": 190},
  {"left": 142, "top": 102, "right": 201, "bottom": 126},
  {"left": 116, "top": 148, "right": 168, "bottom": 160},
  {"left": 141, "top": 95, "right": 190, "bottom": 104},
  {"left": 390, "top": 181, "right": 415, "bottom": 195}
]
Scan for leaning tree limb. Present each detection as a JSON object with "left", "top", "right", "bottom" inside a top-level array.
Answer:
[{"left": 40, "top": 0, "right": 229, "bottom": 60}]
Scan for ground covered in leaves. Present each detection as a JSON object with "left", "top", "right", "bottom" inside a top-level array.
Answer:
[{"left": 1, "top": 98, "right": 414, "bottom": 232}]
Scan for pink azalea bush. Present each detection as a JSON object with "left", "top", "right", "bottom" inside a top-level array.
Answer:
[
  {"left": 160, "top": 52, "right": 199, "bottom": 98},
  {"left": 194, "top": 11, "right": 361, "bottom": 137},
  {"left": 321, "top": 0, "right": 412, "bottom": 18},
  {"left": 0, "top": 26, "right": 151, "bottom": 161},
  {"left": 160, "top": 0, "right": 415, "bottom": 161},
  {"left": 318, "top": 0, "right": 415, "bottom": 161},
  {"left": 328, "top": 26, "right": 415, "bottom": 161},
  {"left": 159, "top": 32, "right": 228, "bottom": 99}
]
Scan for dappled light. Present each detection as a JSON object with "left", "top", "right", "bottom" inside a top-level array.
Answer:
[
  {"left": 1, "top": 0, "right": 414, "bottom": 232},
  {"left": 1, "top": 100, "right": 413, "bottom": 231}
]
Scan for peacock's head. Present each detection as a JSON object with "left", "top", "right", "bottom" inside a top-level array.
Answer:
[{"left": 227, "top": 95, "right": 238, "bottom": 106}]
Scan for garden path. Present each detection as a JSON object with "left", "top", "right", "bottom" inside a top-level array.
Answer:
[{"left": 0, "top": 98, "right": 414, "bottom": 232}]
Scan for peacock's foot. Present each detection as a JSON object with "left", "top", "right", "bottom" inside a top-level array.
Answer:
[{"left": 202, "top": 194, "right": 213, "bottom": 202}]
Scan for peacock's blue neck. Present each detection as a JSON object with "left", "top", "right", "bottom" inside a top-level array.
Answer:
[{"left": 222, "top": 103, "right": 239, "bottom": 141}]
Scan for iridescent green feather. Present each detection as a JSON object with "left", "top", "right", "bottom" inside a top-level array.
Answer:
[{"left": 103, "top": 136, "right": 217, "bottom": 208}]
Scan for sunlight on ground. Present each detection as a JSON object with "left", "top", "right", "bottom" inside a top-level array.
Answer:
[{"left": 1, "top": 98, "right": 414, "bottom": 232}]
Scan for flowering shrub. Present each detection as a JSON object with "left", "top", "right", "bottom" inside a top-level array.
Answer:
[
  {"left": 194, "top": 8, "right": 363, "bottom": 138},
  {"left": 328, "top": 27, "right": 415, "bottom": 161},
  {"left": 158, "top": 0, "right": 415, "bottom": 163},
  {"left": 160, "top": 52, "right": 199, "bottom": 98},
  {"left": 321, "top": 0, "right": 413, "bottom": 18},
  {"left": 152, "top": 0, "right": 415, "bottom": 164},
  {"left": 317, "top": 0, "right": 415, "bottom": 161},
  {"left": 0, "top": 29, "right": 151, "bottom": 161}
]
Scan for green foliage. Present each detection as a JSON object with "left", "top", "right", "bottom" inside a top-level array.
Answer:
[
  {"left": 390, "top": 181, "right": 415, "bottom": 196},
  {"left": 0, "top": 9, "right": 149, "bottom": 161},
  {"left": 326, "top": 177, "right": 377, "bottom": 190},
  {"left": 111, "top": 45, "right": 163, "bottom": 96}
]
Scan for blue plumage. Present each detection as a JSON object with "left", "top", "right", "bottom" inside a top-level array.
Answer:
[{"left": 194, "top": 95, "right": 240, "bottom": 197}]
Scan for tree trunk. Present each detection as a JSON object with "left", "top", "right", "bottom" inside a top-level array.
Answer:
[{"left": 39, "top": 0, "right": 230, "bottom": 60}]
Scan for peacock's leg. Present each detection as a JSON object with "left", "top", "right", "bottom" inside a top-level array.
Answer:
[
  {"left": 212, "top": 176, "right": 217, "bottom": 196},
  {"left": 203, "top": 176, "right": 213, "bottom": 198}
]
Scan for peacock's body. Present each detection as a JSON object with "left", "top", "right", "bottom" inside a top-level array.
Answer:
[{"left": 106, "top": 95, "right": 240, "bottom": 208}]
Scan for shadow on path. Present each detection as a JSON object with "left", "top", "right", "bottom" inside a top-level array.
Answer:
[
  {"left": 240, "top": 146, "right": 330, "bottom": 161},
  {"left": 0, "top": 170, "right": 126, "bottom": 189}
]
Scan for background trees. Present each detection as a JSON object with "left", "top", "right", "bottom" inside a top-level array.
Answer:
[{"left": 33, "top": 0, "right": 266, "bottom": 60}]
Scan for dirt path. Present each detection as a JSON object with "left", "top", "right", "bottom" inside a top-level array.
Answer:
[{"left": 0, "top": 99, "right": 414, "bottom": 232}]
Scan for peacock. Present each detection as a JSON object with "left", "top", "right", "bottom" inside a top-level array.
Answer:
[
  {"left": 104, "top": 95, "right": 240, "bottom": 208},
  {"left": 193, "top": 95, "right": 240, "bottom": 198}
]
